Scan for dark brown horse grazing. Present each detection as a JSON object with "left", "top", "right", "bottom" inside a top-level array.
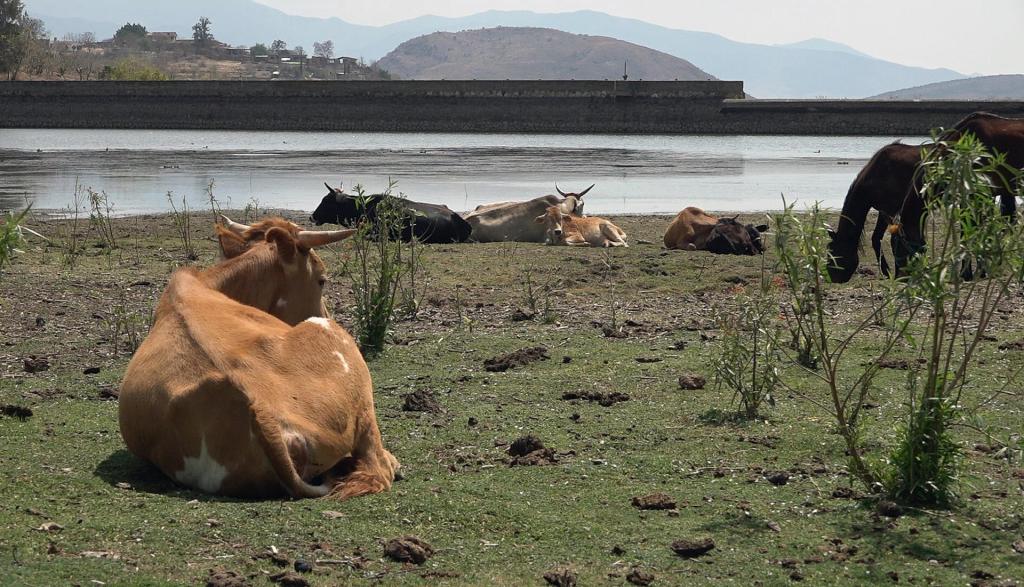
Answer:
[
  {"left": 826, "top": 143, "right": 924, "bottom": 283},
  {"left": 827, "top": 112, "right": 1023, "bottom": 283}
]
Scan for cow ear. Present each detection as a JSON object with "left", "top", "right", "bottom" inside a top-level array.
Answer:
[
  {"left": 534, "top": 214, "right": 546, "bottom": 224},
  {"left": 265, "top": 226, "right": 298, "bottom": 263},
  {"left": 216, "top": 226, "right": 249, "bottom": 259},
  {"left": 755, "top": 224, "right": 769, "bottom": 233}
]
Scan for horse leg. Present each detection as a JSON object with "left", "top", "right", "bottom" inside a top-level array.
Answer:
[{"left": 870, "top": 214, "right": 891, "bottom": 278}]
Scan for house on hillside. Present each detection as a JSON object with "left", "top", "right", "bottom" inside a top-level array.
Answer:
[{"left": 147, "top": 32, "right": 178, "bottom": 43}]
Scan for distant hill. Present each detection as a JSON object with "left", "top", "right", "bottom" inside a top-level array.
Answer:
[
  {"left": 26, "top": 0, "right": 967, "bottom": 98},
  {"left": 377, "top": 28, "right": 714, "bottom": 81},
  {"left": 870, "top": 75, "right": 1024, "bottom": 100},
  {"left": 776, "top": 38, "right": 873, "bottom": 59}
]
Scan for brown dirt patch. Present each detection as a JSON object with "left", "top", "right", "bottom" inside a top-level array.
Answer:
[
  {"left": 543, "top": 567, "right": 577, "bottom": 587},
  {"left": 268, "top": 571, "right": 309, "bottom": 587},
  {"left": 561, "top": 391, "right": 630, "bottom": 407},
  {"left": 671, "top": 537, "right": 715, "bottom": 558},
  {"left": 206, "top": 569, "right": 250, "bottom": 587},
  {"left": 23, "top": 356, "right": 49, "bottom": 373},
  {"left": 401, "top": 389, "right": 442, "bottom": 413},
  {"left": 507, "top": 435, "right": 558, "bottom": 466},
  {"left": 678, "top": 374, "right": 706, "bottom": 390},
  {"left": 626, "top": 568, "right": 656, "bottom": 586},
  {"left": 631, "top": 492, "right": 677, "bottom": 510},
  {"left": 484, "top": 346, "right": 549, "bottom": 372},
  {"left": 384, "top": 536, "right": 434, "bottom": 565}
]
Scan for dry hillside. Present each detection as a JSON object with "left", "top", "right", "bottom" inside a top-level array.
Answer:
[
  {"left": 377, "top": 26, "right": 715, "bottom": 81},
  {"left": 871, "top": 74, "right": 1024, "bottom": 100}
]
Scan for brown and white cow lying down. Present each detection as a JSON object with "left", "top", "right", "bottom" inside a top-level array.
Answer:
[
  {"left": 464, "top": 185, "right": 591, "bottom": 242},
  {"left": 535, "top": 205, "right": 628, "bottom": 247},
  {"left": 664, "top": 207, "right": 768, "bottom": 255},
  {"left": 118, "top": 216, "right": 399, "bottom": 500}
]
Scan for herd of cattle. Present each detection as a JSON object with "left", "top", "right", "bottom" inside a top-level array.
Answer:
[
  {"left": 117, "top": 111, "right": 1023, "bottom": 500},
  {"left": 312, "top": 182, "right": 770, "bottom": 254}
]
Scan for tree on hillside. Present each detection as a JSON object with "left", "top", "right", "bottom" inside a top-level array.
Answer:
[
  {"left": 270, "top": 39, "right": 286, "bottom": 55},
  {"left": 192, "top": 16, "right": 212, "bottom": 47},
  {"left": 0, "top": 0, "right": 26, "bottom": 75},
  {"left": 1, "top": 5, "right": 47, "bottom": 81},
  {"left": 313, "top": 40, "right": 334, "bottom": 59},
  {"left": 113, "top": 22, "right": 147, "bottom": 46}
]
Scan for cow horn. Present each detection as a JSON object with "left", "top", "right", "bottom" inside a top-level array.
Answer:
[
  {"left": 297, "top": 228, "right": 356, "bottom": 248},
  {"left": 578, "top": 184, "right": 595, "bottom": 197},
  {"left": 324, "top": 182, "right": 333, "bottom": 191},
  {"left": 555, "top": 184, "right": 567, "bottom": 196},
  {"left": 220, "top": 215, "right": 251, "bottom": 235}
]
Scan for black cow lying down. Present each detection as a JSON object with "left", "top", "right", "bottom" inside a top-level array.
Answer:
[{"left": 311, "top": 184, "right": 472, "bottom": 244}]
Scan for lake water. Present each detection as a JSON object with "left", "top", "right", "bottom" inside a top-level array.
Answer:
[{"left": 0, "top": 129, "right": 928, "bottom": 216}]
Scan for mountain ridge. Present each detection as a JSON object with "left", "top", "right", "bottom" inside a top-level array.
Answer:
[{"left": 25, "top": 1, "right": 966, "bottom": 98}]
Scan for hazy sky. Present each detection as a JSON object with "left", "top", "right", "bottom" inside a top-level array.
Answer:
[{"left": 253, "top": 0, "right": 1022, "bottom": 75}]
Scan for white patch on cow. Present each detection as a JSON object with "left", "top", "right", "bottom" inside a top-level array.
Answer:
[
  {"left": 304, "top": 317, "right": 332, "bottom": 330},
  {"left": 334, "top": 351, "right": 350, "bottom": 372},
  {"left": 275, "top": 298, "right": 287, "bottom": 309},
  {"left": 174, "top": 437, "right": 228, "bottom": 494}
]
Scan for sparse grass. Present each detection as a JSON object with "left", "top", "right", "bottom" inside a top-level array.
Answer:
[
  {"left": 166, "top": 191, "right": 197, "bottom": 261},
  {"left": 0, "top": 211, "right": 1021, "bottom": 586}
]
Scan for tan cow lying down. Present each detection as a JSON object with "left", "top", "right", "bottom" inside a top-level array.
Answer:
[
  {"left": 118, "top": 217, "right": 399, "bottom": 500},
  {"left": 535, "top": 205, "right": 628, "bottom": 247},
  {"left": 664, "top": 207, "right": 768, "bottom": 255}
]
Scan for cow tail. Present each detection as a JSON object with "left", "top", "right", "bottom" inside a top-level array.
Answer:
[{"left": 250, "top": 404, "right": 331, "bottom": 498}]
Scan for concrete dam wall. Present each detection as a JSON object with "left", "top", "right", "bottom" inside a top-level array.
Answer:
[{"left": 1, "top": 80, "right": 1023, "bottom": 135}]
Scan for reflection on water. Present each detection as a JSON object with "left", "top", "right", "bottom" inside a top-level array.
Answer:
[{"left": 0, "top": 130, "right": 928, "bottom": 215}]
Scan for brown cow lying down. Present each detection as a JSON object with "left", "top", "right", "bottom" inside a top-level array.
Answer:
[
  {"left": 118, "top": 216, "right": 399, "bottom": 499},
  {"left": 535, "top": 205, "right": 628, "bottom": 247},
  {"left": 664, "top": 207, "right": 768, "bottom": 255}
]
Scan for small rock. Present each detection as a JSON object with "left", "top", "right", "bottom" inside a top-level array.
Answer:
[
  {"left": 635, "top": 357, "right": 662, "bottom": 364},
  {"left": 321, "top": 511, "right": 345, "bottom": 520},
  {"left": 631, "top": 492, "right": 677, "bottom": 510},
  {"left": 467, "top": 417, "right": 478, "bottom": 427},
  {"left": 384, "top": 536, "right": 434, "bottom": 565},
  {"left": 765, "top": 471, "right": 790, "bottom": 486},
  {"left": 35, "top": 522, "right": 63, "bottom": 533},
  {"left": 678, "top": 374, "right": 706, "bottom": 390},
  {"left": 83, "top": 366, "right": 101, "bottom": 375},
  {"left": 46, "top": 542, "right": 61, "bottom": 555},
  {"left": 611, "top": 545, "right": 625, "bottom": 555},
  {"left": 97, "top": 386, "right": 119, "bottom": 400},
  {"left": 293, "top": 559, "right": 313, "bottom": 573},
  {"left": 1013, "top": 538, "right": 1024, "bottom": 554},
  {"left": 766, "top": 521, "right": 782, "bottom": 533},
  {"left": 34, "top": 316, "right": 46, "bottom": 328},
  {"left": 543, "top": 567, "right": 577, "bottom": 587},
  {"left": 268, "top": 571, "right": 309, "bottom": 587},
  {"left": 115, "top": 482, "right": 132, "bottom": 490},
  {"left": 626, "top": 568, "right": 656, "bottom": 586},
  {"left": 670, "top": 537, "right": 715, "bottom": 558},
  {"left": 562, "top": 356, "right": 572, "bottom": 364},
  {"left": 790, "top": 570, "right": 805, "bottom": 582}
]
